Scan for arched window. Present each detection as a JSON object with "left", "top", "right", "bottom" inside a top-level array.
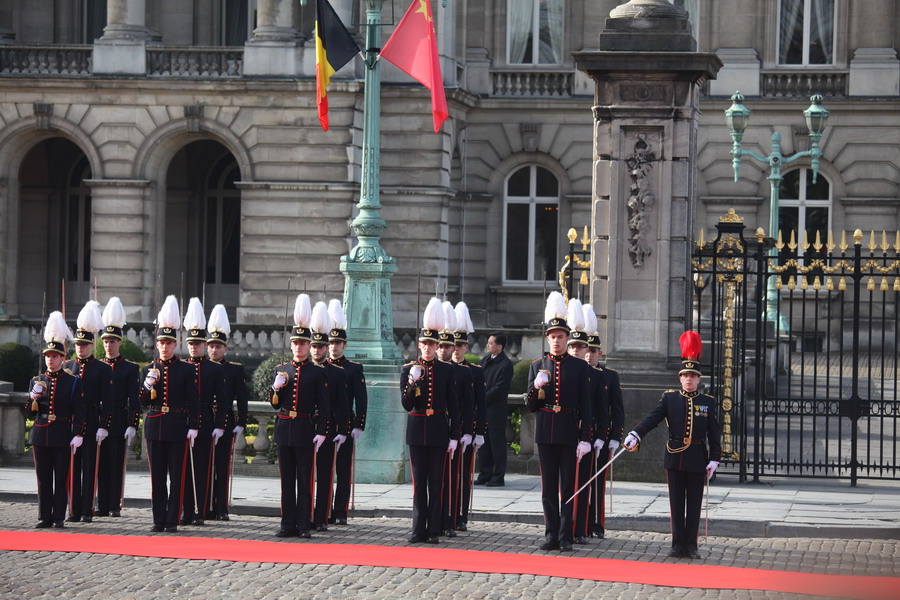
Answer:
[
  {"left": 778, "top": 0, "right": 835, "bottom": 65},
  {"left": 778, "top": 167, "right": 831, "bottom": 257},
  {"left": 503, "top": 165, "right": 558, "bottom": 283},
  {"left": 507, "top": 0, "right": 564, "bottom": 65}
]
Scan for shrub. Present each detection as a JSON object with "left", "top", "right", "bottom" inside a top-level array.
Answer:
[
  {"left": 0, "top": 342, "right": 36, "bottom": 391},
  {"left": 251, "top": 355, "right": 285, "bottom": 404},
  {"left": 91, "top": 338, "right": 148, "bottom": 363},
  {"left": 509, "top": 358, "right": 537, "bottom": 394},
  {"left": 464, "top": 353, "right": 481, "bottom": 365}
]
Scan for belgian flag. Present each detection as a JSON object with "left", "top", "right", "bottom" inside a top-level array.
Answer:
[{"left": 315, "top": 0, "right": 360, "bottom": 131}]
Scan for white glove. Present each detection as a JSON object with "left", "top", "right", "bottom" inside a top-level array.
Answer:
[
  {"left": 272, "top": 372, "right": 287, "bottom": 390},
  {"left": 473, "top": 434, "right": 485, "bottom": 448},
  {"left": 460, "top": 434, "right": 472, "bottom": 449},
  {"left": 576, "top": 440, "right": 591, "bottom": 460},
  {"left": 124, "top": 426, "right": 136, "bottom": 446},
  {"left": 30, "top": 382, "right": 45, "bottom": 400},
  {"left": 313, "top": 434, "right": 326, "bottom": 451},
  {"left": 409, "top": 365, "right": 423, "bottom": 382},
  {"left": 447, "top": 439, "right": 458, "bottom": 459},
  {"left": 609, "top": 439, "right": 621, "bottom": 452},
  {"left": 706, "top": 460, "right": 719, "bottom": 478},
  {"left": 96, "top": 428, "right": 109, "bottom": 443},
  {"left": 212, "top": 428, "right": 225, "bottom": 445},
  {"left": 143, "top": 369, "right": 159, "bottom": 390},
  {"left": 333, "top": 433, "right": 347, "bottom": 451},
  {"left": 622, "top": 433, "right": 639, "bottom": 451},
  {"left": 187, "top": 429, "right": 198, "bottom": 447},
  {"left": 533, "top": 370, "right": 549, "bottom": 389},
  {"left": 233, "top": 425, "right": 244, "bottom": 436},
  {"left": 70, "top": 436, "right": 83, "bottom": 450},
  {"left": 593, "top": 438, "right": 605, "bottom": 457},
  {"left": 351, "top": 428, "right": 363, "bottom": 441}
]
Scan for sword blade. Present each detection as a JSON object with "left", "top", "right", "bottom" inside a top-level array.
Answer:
[{"left": 566, "top": 447, "right": 627, "bottom": 504}]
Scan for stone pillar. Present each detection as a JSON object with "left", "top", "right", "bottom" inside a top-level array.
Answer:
[
  {"left": 243, "top": 0, "right": 304, "bottom": 77},
  {"left": 574, "top": 0, "right": 721, "bottom": 481},
  {"left": 0, "top": 2, "right": 15, "bottom": 44},
  {"left": 93, "top": 0, "right": 149, "bottom": 75}
]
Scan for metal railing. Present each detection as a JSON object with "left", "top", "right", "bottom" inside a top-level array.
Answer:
[{"left": 0, "top": 44, "right": 92, "bottom": 76}]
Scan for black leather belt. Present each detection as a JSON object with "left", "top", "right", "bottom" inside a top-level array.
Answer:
[
  {"left": 541, "top": 405, "right": 574, "bottom": 413},
  {"left": 409, "top": 410, "right": 444, "bottom": 416},
  {"left": 670, "top": 438, "right": 703, "bottom": 445},
  {"left": 39, "top": 414, "right": 70, "bottom": 423},
  {"left": 150, "top": 406, "right": 187, "bottom": 414},
  {"left": 278, "top": 409, "right": 309, "bottom": 419}
]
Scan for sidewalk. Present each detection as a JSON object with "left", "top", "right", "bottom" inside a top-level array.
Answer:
[{"left": 1, "top": 467, "right": 897, "bottom": 539}]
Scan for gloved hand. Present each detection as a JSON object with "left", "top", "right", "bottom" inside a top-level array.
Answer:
[
  {"left": 212, "top": 428, "right": 225, "bottom": 445},
  {"left": 460, "top": 434, "right": 472, "bottom": 449},
  {"left": 96, "top": 428, "right": 109, "bottom": 444},
  {"left": 313, "top": 434, "right": 326, "bottom": 451},
  {"left": 576, "top": 440, "right": 591, "bottom": 460},
  {"left": 623, "top": 433, "right": 639, "bottom": 451},
  {"left": 124, "top": 426, "right": 136, "bottom": 447},
  {"left": 30, "top": 382, "right": 45, "bottom": 400},
  {"left": 533, "top": 370, "right": 549, "bottom": 389},
  {"left": 593, "top": 438, "right": 605, "bottom": 457},
  {"left": 351, "top": 428, "right": 363, "bottom": 441},
  {"left": 143, "top": 370, "right": 159, "bottom": 390},
  {"left": 473, "top": 434, "right": 485, "bottom": 448},
  {"left": 186, "top": 429, "right": 198, "bottom": 447},
  {"left": 609, "top": 439, "right": 621, "bottom": 452},
  {"left": 447, "top": 439, "right": 458, "bottom": 459},
  {"left": 706, "top": 460, "right": 719, "bottom": 479},
  {"left": 70, "top": 436, "right": 83, "bottom": 450},
  {"left": 233, "top": 425, "right": 244, "bottom": 436},
  {"left": 272, "top": 372, "right": 287, "bottom": 390},
  {"left": 409, "top": 365, "right": 423, "bottom": 382},
  {"left": 333, "top": 433, "right": 346, "bottom": 451}
]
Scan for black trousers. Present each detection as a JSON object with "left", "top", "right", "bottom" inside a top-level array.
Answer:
[
  {"left": 70, "top": 435, "right": 98, "bottom": 518},
  {"left": 210, "top": 431, "right": 235, "bottom": 518},
  {"left": 277, "top": 444, "right": 314, "bottom": 533},
  {"left": 458, "top": 443, "right": 475, "bottom": 525},
  {"left": 33, "top": 445, "right": 70, "bottom": 522},
  {"left": 666, "top": 469, "right": 706, "bottom": 551},
  {"left": 332, "top": 436, "right": 354, "bottom": 521},
  {"left": 537, "top": 443, "right": 577, "bottom": 544},
  {"left": 408, "top": 444, "right": 446, "bottom": 537},
  {"left": 313, "top": 437, "right": 337, "bottom": 526},
  {"left": 97, "top": 435, "right": 126, "bottom": 514},
  {"left": 573, "top": 451, "right": 593, "bottom": 538},
  {"left": 182, "top": 436, "right": 214, "bottom": 521},
  {"left": 146, "top": 439, "right": 188, "bottom": 528},
  {"left": 477, "top": 425, "right": 507, "bottom": 481},
  {"left": 588, "top": 447, "right": 610, "bottom": 535}
]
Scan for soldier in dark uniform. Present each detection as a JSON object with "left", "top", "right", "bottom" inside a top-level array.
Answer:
[
  {"left": 624, "top": 331, "right": 722, "bottom": 559},
  {"left": 401, "top": 297, "right": 461, "bottom": 544},
  {"left": 65, "top": 300, "right": 113, "bottom": 523},
  {"left": 96, "top": 297, "right": 141, "bottom": 518},
  {"left": 310, "top": 301, "right": 350, "bottom": 532},
  {"left": 451, "top": 301, "right": 485, "bottom": 532},
  {"left": 27, "top": 311, "right": 85, "bottom": 528},
  {"left": 526, "top": 291, "right": 592, "bottom": 552},
  {"left": 139, "top": 295, "right": 200, "bottom": 533},
  {"left": 326, "top": 299, "right": 367, "bottom": 526},
  {"left": 180, "top": 298, "right": 227, "bottom": 526},
  {"left": 270, "top": 293, "right": 329, "bottom": 538},
  {"left": 206, "top": 303, "right": 249, "bottom": 521}
]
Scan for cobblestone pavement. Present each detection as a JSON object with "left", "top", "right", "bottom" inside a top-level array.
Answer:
[{"left": 0, "top": 501, "right": 897, "bottom": 600}]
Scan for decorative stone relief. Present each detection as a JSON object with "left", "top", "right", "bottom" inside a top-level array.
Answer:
[
  {"left": 184, "top": 104, "right": 203, "bottom": 132},
  {"left": 625, "top": 134, "right": 656, "bottom": 270},
  {"left": 520, "top": 123, "right": 539, "bottom": 152},
  {"left": 33, "top": 103, "right": 52, "bottom": 130}
]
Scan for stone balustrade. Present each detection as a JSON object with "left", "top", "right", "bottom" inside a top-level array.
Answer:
[
  {"left": 761, "top": 69, "right": 849, "bottom": 98},
  {"left": 0, "top": 45, "right": 92, "bottom": 75},
  {"left": 147, "top": 47, "right": 243, "bottom": 78},
  {"left": 491, "top": 68, "right": 573, "bottom": 97}
]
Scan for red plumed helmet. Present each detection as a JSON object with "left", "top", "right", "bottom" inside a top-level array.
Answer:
[{"left": 679, "top": 330, "right": 702, "bottom": 360}]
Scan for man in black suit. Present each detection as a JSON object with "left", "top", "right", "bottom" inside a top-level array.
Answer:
[{"left": 475, "top": 333, "right": 513, "bottom": 487}]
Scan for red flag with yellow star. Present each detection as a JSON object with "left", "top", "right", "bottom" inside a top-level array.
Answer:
[{"left": 379, "top": 0, "right": 448, "bottom": 133}]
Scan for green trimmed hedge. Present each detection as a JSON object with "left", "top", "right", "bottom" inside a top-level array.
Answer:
[{"left": 0, "top": 342, "right": 36, "bottom": 391}]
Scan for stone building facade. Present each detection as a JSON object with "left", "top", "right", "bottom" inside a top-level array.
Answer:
[{"left": 0, "top": 0, "right": 898, "bottom": 355}]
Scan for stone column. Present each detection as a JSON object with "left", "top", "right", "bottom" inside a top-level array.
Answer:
[
  {"left": 93, "top": 0, "right": 150, "bottom": 75},
  {"left": 574, "top": 0, "right": 721, "bottom": 481},
  {"left": 0, "top": 2, "right": 15, "bottom": 44},
  {"left": 244, "top": 0, "right": 304, "bottom": 77}
]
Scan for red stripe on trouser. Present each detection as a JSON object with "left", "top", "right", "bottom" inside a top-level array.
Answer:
[{"left": 178, "top": 443, "right": 188, "bottom": 523}]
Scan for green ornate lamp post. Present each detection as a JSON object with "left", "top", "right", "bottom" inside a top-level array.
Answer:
[{"left": 725, "top": 92, "right": 830, "bottom": 333}]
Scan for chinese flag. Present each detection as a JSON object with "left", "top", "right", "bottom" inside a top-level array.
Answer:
[
  {"left": 379, "top": 0, "right": 448, "bottom": 133},
  {"left": 315, "top": 0, "right": 360, "bottom": 131}
]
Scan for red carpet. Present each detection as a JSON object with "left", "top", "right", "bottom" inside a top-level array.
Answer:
[{"left": 0, "top": 531, "right": 895, "bottom": 600}]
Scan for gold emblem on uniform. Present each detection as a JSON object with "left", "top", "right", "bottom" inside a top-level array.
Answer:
[
  {"left": 289, "top": 410, "right": 297, "bottom": 418},
  {"left": 161, "top": 406, "right": 169, "bottom": 413},
  {"left": 426, "top": 408, "right": 434, "bottom": 416},
  {"left": 48, "top": 414, "right": 56, "bottom": 422},
  {"left": 552, "top": 405, "right": 561, "bottom": 413}
]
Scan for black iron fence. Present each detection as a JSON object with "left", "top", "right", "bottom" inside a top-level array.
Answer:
[{"left": 691, "top": 209, "right": 899, "bottom": 485}]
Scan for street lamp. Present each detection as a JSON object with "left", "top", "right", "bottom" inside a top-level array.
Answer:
[{"left": 724, "top": 91, "right": 830, "bottom": 333}]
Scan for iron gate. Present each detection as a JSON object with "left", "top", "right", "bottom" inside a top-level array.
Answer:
[{"left": 691, "top": 209, "right": 900, "bottom": 485}]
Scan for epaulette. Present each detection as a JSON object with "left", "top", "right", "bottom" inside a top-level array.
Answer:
[
  {"left": 329, "top": 363, "right": 345, "bottom": 370},
  {"left": 229, "top": 361, "right": 242, "bottom": 366},
  {"left": 63, "top": 368, "right": 75, "bottom": 376},
  {"left": 313, "top": 362, "right": 325, "bottom": 368},
  {"left": 345, "top": 359, "right": 360, "bottom": 365},
  {"left": 530, "top": 357, "right": 543, "bottom": 365},
  {"left": 403, "top": 361, "right": 418, "bottom": 367},
  {"left": 665, "top": 389, "right": 678, "bottom": 393}
]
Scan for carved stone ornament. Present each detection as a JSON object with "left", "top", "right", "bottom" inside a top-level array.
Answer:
[
  {"left": 33, "top": 103, "right": 52, "bottom": 130},
  {"left": 184, "top": 104, "right": 203, "bottom": 132},
  {"left": 625, "top": 134, "right": 657, "bottom": 270}
]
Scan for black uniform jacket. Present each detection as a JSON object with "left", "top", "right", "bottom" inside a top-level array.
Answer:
[
  {"left": 482, "top": 352, "right": 513, "bottom": 429},
  {"left": 321, "top": 362, "right": 351, "bottom": 436},
  {"left": 101, "top": 356, "right": 141, "bottom": 435},
  {"left": 401, "top": 359, "right": 461, "bottom": 447},
  {"left": 590, "top": 365, "right": 611, "bottom": 442},
  {"left": 459, "top": 360, "right": 487, "bottom": 436},
  {"left": 605, "top": 367, "right": 625, "bottom": 443},
  {"left": 327, "top": 356, "right": 367, "bottom": 431},
  {"left": 184, "top": 356, "right": 227, "bottom": 435},
  {"left": 633, "top": 390, "right": 723, "bottom": 473},
  {"left": 450, "top": 361, "right": 475, "bottom": 436},
  {"left": 27, "top": 369, "right": 85, "bottom": 447},
  {"left": 270, "top": 359, "right": 330, "bottom": 447},
  {"left": 64, "top": 356, "right": 113, "bottom": 435},
  {"left": 140, "top": 358, "right": 201, "bottom": 442},
  {"left": 216, "top": 360, "right": 249, "bottom": 429},
  {"left": 525, "top": 353, "right": 592, "bottom": 446}
]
